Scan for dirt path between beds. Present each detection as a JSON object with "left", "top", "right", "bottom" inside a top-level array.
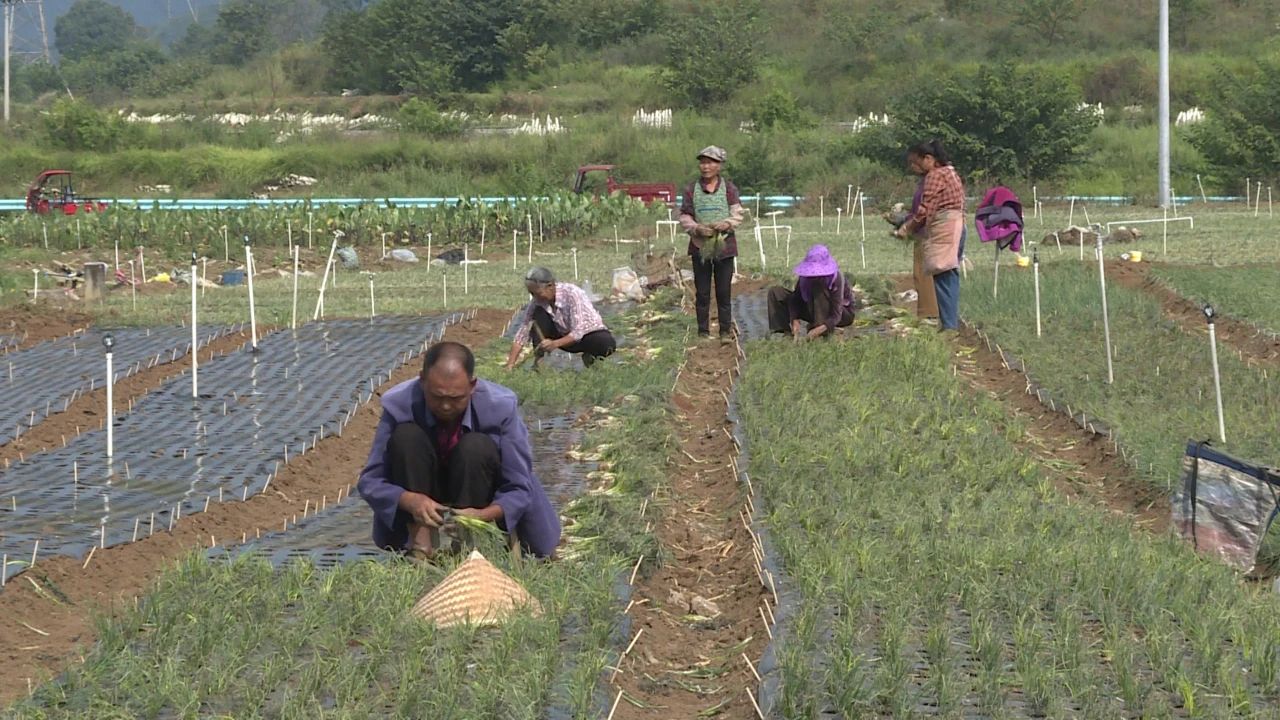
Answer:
[
  {"left": 1108, "top": 260, "right": 1280, "bottom": 366},
  {"left": 0, "top": 309, "right": 510, "bottom": 707},
  {"left": 610, "top": 319, "right": 769, "bottom": 719}
]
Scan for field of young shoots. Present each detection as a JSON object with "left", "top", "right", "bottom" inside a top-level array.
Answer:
[
  {"left": 739, "top": 339, "right": 1280, "bottom": 718},
  {"left": 6, "top": 299, "right": 688, "bottom": 719}
]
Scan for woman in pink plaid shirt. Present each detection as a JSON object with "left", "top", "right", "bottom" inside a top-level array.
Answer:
[
  {"left": 504, "top": 266, "right": 617, "bottom": 369},
  {"left": 894, "top": 140, "right": 965, "bottom": 331}
]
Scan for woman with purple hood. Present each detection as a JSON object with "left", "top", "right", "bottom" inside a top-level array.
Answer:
[{"left": 767, "top": 244, "right": 856, "bottom": 340}]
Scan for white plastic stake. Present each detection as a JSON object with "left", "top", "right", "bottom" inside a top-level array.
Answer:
[
  {"left": 527, "top": 213, "right": 535, "bottom": 246},
  {"left": 512, "top": 230, "right": 518, "bottom": 270},
  {"left": 1069, "top": 197, "right": 1076, "bottom": 226},
  {"left": 104, "top": 335, "right": 114, "bottom": 459},
  {"left": 201, "top": 256, "right": 207, "bottom": 297},
  {"left": 222, "top": 225, "right": 229, "bottom": 262},
  {"left": 369, "top": 275, "right": 376, "bottom": 319},
  {"left": 76, "top": 218, "right": 81, "bottom": 249},
  {"left": 1196, "top": 174, "right": 1208, "bottom": 204},
  {"left": 244, "top": 237, "right": 258, "bottom": 351},
  {"left": 1096, "top": 234, "right": 1114, "bottom": 385},
  {"left": 114, "top": 238, "right": 120, "bottom": 271},
  {"left": 614, "top": 225, "right": 619, "bottom": 254},
  {"left": 836, "top": 207, "right": 842, "bottom": 234},
  {"left": 443, "top": 272, "right": 448, "bottom": 308},
  {"left": 463, "top": 245, "right": 469, "bottom": 293},
  {"left": 380, "top": 232, "right": 387, "bottom": 259},
  {"left": 992, "top": 245, "right": 1000, "bottom": 299},
  {"left": 480, "top": 219, "right": 486, "bottom": 256},
  {"left": 139, "top": 247, "right": 147, "bottom": 284},
  {"left": 307, "top": 212, "right": 314, "bottom": 249},
  {"left": 1245, "top": 178, "right": 1251, "bottom": 208},
  {"left": 30, "top": 269, "right": 37, "bottom": 303},
  {"left": 42, "top": 223, "right": 47, "bottom": 249},
  {"left": 290, "top": 244, "right": 299, "bottom": 330},
  {"left": 1033, "top": 252, "right": 1042, "bottom": 337},
  {"left": 313, "top": 235, "right": 338, "bottom": 320},
  {"left": 427, "top": 232, "right": 433, "bottom": 270},
  {"left": 572, "top": 247, "right": 579, "bottom": 280},
  {"left": 129, "top": 260, "right": 136, "bottom": 310},
  {"left": 1163, "top": 206, "right": 1169, "bottom": 254},
  {"left": 1032, "top": 186, "right": 1038, "bottom": 217},
  {"left": 1205, "top": 307, "right": 1226, "bottom": 443},
  {"left": 1256, "top": 183, "right": 1264, "bottom": 218},
  {"left": 288, "top": 219, "right": 293, "bottom": 247},
  {"left": 190, "top": 252, "right": 199, "bottom": 398},
  {"left": 845, "top": 184, "right": 853, "bottom": 215},
  {"left": 858, "top": 191, "right": 867, "bottom": 269},
  {"left": 819, "top": 196, "right": 824, "bottom": 227}
]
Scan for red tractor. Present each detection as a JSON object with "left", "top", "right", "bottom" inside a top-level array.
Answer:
[
  {"left": 573, "top": 164, "right": 677, "bottom": 207},
  {"left": 26, "top": 171, "right": 109, "bottom": 215}
]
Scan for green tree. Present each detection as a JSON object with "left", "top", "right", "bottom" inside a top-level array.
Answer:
[
  {"left": 54, "top": 0, "right": 137, "bottom": 62},
  {"left": 1186, "top": 59, "right": 1280, "bottom": 189},
  {"left": 889, "top": 63, "right": 1097, "bottom": 183},
  {"left": 660, "top": 1, "right": 760, "bottom": 107},
  {"left": 42, "top": 98, "right": 129, "bottom": 150},
  {"left": 1016, "top": 0, "right": 1085, "bottom": 44},
  {"left": 211, "top": 0, "right": 275, "bottom": 66}
]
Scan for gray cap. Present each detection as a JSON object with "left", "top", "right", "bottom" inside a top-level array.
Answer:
[
  {"left": 696, "top": 145, "right": 727, "bottom": 163},
  {"left": 524, "top": 266, "right": 555, "bottom": 284}
]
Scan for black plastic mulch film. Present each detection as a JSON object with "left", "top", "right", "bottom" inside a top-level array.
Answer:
[
  {"left": 0, "top": 324, "right": 241, "bottom": 445},
  {"left": 0, "top": 313, "right": 465, "bottom": 579}
]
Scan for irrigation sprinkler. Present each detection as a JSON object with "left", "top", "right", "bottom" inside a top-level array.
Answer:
[
  {"left": 846, "top": 184, "right": 853, "bottom": 215},
  {"left": 1095, "top": 234, "right": 1114, "bottom": 385},
  {"left": 313, "top": 235, "right": 339, "bottom": 320},
  {"left": 858, "top": 191, "right": 868, "bottom": 269},
  {"left": 1204, "top": 305, "right": 1227, "bottom": 443},
  {"left": 290, "top": 244, "right": 299, "bottom": 330},
  {"left": 367, "top": 274, "right": 376, "bottom": 318},
  {"left": 190, "top": 250, "right": 199, "bottom": 398},
  {"left": 1197, "top": 175, "right": 1208, "bottom": 204},
  {"left": 1033, "top": 250, "right": 1042, "bottom": 337},
  {"left": 244, "top": 236, "right": 259, "bottom": 352},
  {"left": 103, "top": 333, "right": 114, "bottom": 459},
  {"left": 836, "top": 207, "right": 842, "bottom": 234}
]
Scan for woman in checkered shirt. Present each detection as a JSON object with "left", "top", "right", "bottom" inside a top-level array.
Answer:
[{"left": 893, "top": 140, "right": 965, "bottom": 331}]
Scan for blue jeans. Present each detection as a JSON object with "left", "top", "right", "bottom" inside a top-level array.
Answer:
[{"left": 934, "top": 268, "right": 960, "bottom": 330}]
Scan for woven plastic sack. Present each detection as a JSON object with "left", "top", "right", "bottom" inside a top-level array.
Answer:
[
  {"left": 611, "top": 267, "right": 645, "bottom": 301},
  {"left": 1172, "top": 441, "right": 1280, "bottom": 572}
]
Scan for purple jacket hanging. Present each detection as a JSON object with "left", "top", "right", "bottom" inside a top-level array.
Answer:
[{"left": 975, "top": 186, "right": 1024, "bottom": 253}]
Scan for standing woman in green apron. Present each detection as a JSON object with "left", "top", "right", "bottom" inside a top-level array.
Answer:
[{"left": 678, "top": 145, "right": 746, "bottom": 342}]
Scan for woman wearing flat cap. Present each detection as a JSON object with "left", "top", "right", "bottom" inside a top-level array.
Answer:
[
  {"left": 677, "top": 145, "right": 745, "bottom": 343},
  {"left": 767, "top": 244, "right": 856, "bottom": 340}
]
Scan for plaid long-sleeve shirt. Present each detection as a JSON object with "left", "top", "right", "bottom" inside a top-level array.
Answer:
[
  {"left": 512, "top": 282, "right": 607, "bottom": 347},
  {"left": 910, "top": 165, "right": 965, "bottom": 227}
]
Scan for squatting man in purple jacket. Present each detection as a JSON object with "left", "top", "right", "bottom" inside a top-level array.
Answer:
[{"left": 357, "top": 341, "right": 561, "bottom": 560}]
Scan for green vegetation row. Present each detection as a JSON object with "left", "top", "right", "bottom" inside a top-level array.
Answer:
[
  {"left": 9, "top": 296, "right": 690, "bottom": 719},
  {"left": 961, "top": 260, "right": 1280, "bottom": 490},
  {"left": 0, "top": 193, "right": 654, "bottom": 251},
  {"left": 739, "top": 337, "right": 1280, "bottom": 718}
]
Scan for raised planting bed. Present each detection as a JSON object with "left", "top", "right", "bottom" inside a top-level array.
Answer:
[
  {"left": 739, "top": 337, "right": 1280, "bottom": 718},
  {"left": 1150, "top": 264, "right": 1280, "bottom": 339},
  {"left": 0, "top": 314, "right": 463, "bottom": 577},
  {"left": 0, "top": 324, "right": 243, "bottom": 445}
]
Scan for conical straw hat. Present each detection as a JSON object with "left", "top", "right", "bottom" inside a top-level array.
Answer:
[{"left": 410, "top": 550, "right": 542, "bottom": 628}]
